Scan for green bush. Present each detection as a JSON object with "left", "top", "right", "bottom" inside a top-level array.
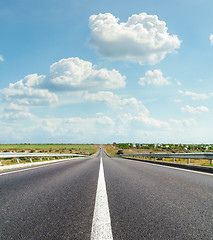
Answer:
[{"left": 117, "top": 150, "right": 124, "bottom": 155}]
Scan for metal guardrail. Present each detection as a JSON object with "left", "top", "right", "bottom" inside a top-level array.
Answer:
[
  {"left": 0, "top": 152, "right": 86, "bottom": 165},
  {"left": 121, "top": 153, "right": 213, "bottom": 165}
]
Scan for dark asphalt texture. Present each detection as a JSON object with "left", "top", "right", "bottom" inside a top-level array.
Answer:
[
  {"left": 103, "top": 152, "right": 213, "bottom": 240},
  {"left": 1, "top": 149, "right": 213, "bottom": 239},
  {"left": 0, "top": 155, "right": 100, "bottom": 240}
]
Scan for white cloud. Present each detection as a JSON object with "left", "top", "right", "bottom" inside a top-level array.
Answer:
[
  {"left": 176, "top": 80, "right": 182, "bottom": 86},
  {"left": 178, "top": 90, "right": 209, "bottom": 100},
  {"left": 89, "top": 13, "right": 181, "bottom": 65},
  {"left": 0, "top": 111, "right": 35, "bottom": 122},
  {"left": 210, "top": 34, "right": 213, "bottom": 46},
  {"left": 129, "top": 113, "right": 170, "bottom": 128},
  {"left": 2, "top": 58, "right": 125, "bottom": 108},
  {"left": 139, "top": 69, "right": 170, "bottom": 86},
  {"left": 181, "top": 105, "right": 209, "bottom": 114},
  {"left": 170, "top": 118, "right": 197, "bottom": 128},
  {"left": 49, "top": 58, "right": 126, "bottom": 91},
  {"left": 4, "top": 58, "right": 126, "bottom": 92},
  {"left": 174, "top": 99, "right": 182, "bottom": 103},
  {"left": 2, "top": 74, "right": 58, "bottom": 106},
  {"left": 5, "top": 103, "right": 29, "bottom": 112},
  {"left": 84, "top": 91, "right": 149, "bottom": 114},
  {"left": 5, "top": 58, "right": 125, "bottom": 93},
  {"left": 37, "top": 115, "right": 115, "bottom": 143},
  {"left": 96, "top": 115, "right": 114, "bottom": 125},
  {"left": 84, "top": 91, "right": 169, "bottom": 129},
  {"left": 21, "top": 73, "right": 45, "bottom": 88},
  {"left": 0, "top": 55, "right": 4, "bottom": 61}
]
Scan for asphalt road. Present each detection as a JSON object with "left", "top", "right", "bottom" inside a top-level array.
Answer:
[
  {"left": 1, "top": 149, "right": 213, "bottom": 239},
  {"left": 103, "top": 152, "right": 213, "bottom": 239},
  {"left": 0, "top": 155, "right": 100, "bottom": 240}
]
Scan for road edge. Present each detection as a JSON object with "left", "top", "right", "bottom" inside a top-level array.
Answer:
[{"left": 120, "top": 156, "right": 213, "bottom": 174}]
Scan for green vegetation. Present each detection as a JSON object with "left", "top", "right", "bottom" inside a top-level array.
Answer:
[
  {"left": 0, "top": 144, "right": 95, "bottom": 151},
  {"left": 0, "top": 144, "right": 100, "bottom": 166},
  {"left": 113, "top": 143, "right": 213, "bottom": 153},
  {"left": 117, "top": 149, "right": 124, "bottom": 155},
  {"left": 104, "top": 143, "right": 213, "bottom": 167}
]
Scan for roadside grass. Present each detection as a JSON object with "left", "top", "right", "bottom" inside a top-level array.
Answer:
[
  {"left": 103, "top": 144, "right": 119, "bottom": 156},
  {"left": 127, "top": 156, "right": 212, "bottom": 166},
  {"left": 0, "top": 144, "right": 100, "bottom": 166},
  {"left": 103, "top": 144, "right": 213, "bottom": 167},
  {"left": 0, "top": 144, "right": 96, "bottom": 151}
]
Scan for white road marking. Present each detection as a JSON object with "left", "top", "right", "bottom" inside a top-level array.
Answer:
[
  {"left": 129, "top": 159, "right": 213, "bottom": 177},
  {"left": 91, "top": 154, "right": 113, "bottom": 240}
]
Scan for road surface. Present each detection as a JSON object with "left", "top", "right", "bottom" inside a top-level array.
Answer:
[{"left": 1, "top": 148, "right": 213, "bottom": 239}]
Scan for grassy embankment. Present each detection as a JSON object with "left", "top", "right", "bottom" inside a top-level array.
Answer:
[
  {"left": 103, "top": 144, "right": 213, "bottom": 167},
  {"left": 0, "top": 144, "right": 99, "bottom": 166}
]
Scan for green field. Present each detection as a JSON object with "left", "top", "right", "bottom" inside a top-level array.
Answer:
[
  {"left": 0, "top": 144, "right": 97, "bottom": 151},
  {"left": 103, "top": 144, "right": 213, "bottom": 167},
  {"left": 0, "top": 144, "right": 99, "bottom": 156},
  {"left": 0, "top": 144, "right": 100, "bottom": 166}
]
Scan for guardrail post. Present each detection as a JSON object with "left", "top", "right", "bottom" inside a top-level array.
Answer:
[
  {"left": 162, "top": 157, "right": 164, "bottom": 162},
  {"left": 40, "top": 157, "right": 42, "bottom": 161},
  {"left": 173, "top": 158, "right": 175, "bottom": 163},
  {"left": 187, "top": 158, "right": 190, "bottom": 164},
  {"left": 155, "top": 157, "right": 156, "bottom": 161},
  {"left": 29, "top": 157, "right": 32, "bottom": 162},
  {"left": 48, "top": 157, "right": 49, "bottom": 160},
  {"left": 16, "top": 157, "right": 20, "bottom": 164},
  {"left": 210, "top": 159, "right": 213, "bottom": 165}
]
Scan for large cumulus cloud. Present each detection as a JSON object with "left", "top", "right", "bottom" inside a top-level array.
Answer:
[
  {"left": 48, "top": 57, "right": 126, "bottom": 90},
  {"left": 1, "top": 58, "right": 126, "bottom": 108},
  {"left": 89, "top": 13, "right": 181, "bottom": 65}
]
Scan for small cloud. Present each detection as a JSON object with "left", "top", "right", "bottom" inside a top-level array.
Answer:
[
  {"left": 96, "top": 116, "right": 114, "bottom": 125},
  {"left": 0, "top": 55, "right": 4, "bottom": 61},
  {"left": 1, "top": 112, "right": 35, "bottom": 122},
  {"left": 174, "top": 99, "right": 181, "bottom": 103},
  {"left": 178, "top": 90, "right": 209, "bottom": 100},
  {"left": 96, "top": 112, "right": 104, "bottom": 116},
  {"left": 170, "top": 118, "right": 197, "bottom": 128},
  {"left": 139, "top": 69, "right": 170, "bottom": 86},
  {"left": 176, "top": 80, "right": 182, "bottom": 86},
  {"left": 5, "top": 103, "right": 29, "bottom": 112},
  {"left": 181, "top": 105, "right": 209, "bottom": 114},
  {"left": 210, "top": 34, "right": 213, "bottom": 46},
  {"left": 132, "top": 113, "right": 170, "bottom": 129}
]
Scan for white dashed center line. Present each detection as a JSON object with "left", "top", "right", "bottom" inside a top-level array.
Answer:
[{"left": 91, "top": 154, "right": 113, "bottom": 240}]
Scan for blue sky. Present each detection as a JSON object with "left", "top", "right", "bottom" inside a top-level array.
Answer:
[{"left": 0, "top": 0, "right": 213, "bottom": 144}]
